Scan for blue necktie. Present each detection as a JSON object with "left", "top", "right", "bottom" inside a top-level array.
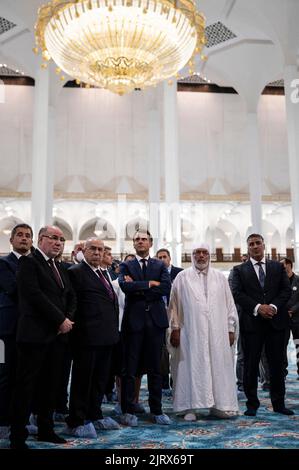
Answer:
[{"left": 256, "top": 262, "right": 265, "bottom": 289}]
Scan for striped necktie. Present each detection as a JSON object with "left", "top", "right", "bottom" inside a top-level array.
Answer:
[
  {"left": 256, "top": 261, "right": 265, "bottom": 289},
  {"left": 95, "top": 269, "right": 114, "bottom": 300}
]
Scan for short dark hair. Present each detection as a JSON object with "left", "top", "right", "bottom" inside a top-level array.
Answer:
[
  {"left": 124, "top": 254, "right": 136, "bottom": 261},
  {"left": 104, "top": 245, "right": 112, "bottom": 252},
  {"left": 133, "top": 230, "right": 153, "bottom": 243},
  {"left": 246, "top": 233, "right": 264, "bottom": 243},
  {"left": 156, "top": 248, "right": 171, "bottom": 258},
  {"left": 281, "top": 257, "right": 293, "bottom": 269},
  {"left": 11, "top": 223, "right": 33, "bottom": 239}
]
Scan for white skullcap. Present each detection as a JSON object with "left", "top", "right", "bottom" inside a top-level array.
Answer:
[{"left": 193, "top": 242, "right": 210, "bottom": 253}]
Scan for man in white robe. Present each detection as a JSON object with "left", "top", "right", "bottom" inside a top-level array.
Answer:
[{"left": 168, "top": 243, "right": 239, "bottom": 421}]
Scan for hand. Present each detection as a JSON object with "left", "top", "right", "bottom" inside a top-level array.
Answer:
[
  {"left": 149, "top": 280, "right": 160, "bottom": 287},
  {"left": 124, "top": 275, "right": 133, "bottom": 282},
  {"left": 288, "top": 309, "right": 293, "bottom": 318},
  {"left": 58, "top": 318, "right": 74, "bottom": 334},
  {"left": 229, "top": 332, "right": 235, "bottom": 346},
  {"left": 170, "top": 329, "right": 180, "bottom": 348},
  {"left": 258, "top": 304, "right": 275, "bottom": 319}
]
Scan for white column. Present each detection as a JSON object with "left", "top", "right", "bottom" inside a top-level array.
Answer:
[
  {"left": 147, "top": 87, "right": 161, "bottom": 254},
  {"left": 245, "top": 112, "right": 262, "bottom": 234},
  {"left": 31, "top": 67, "right": 54, "bottom": 239},
  {"left": 284, "top": 65, "right": 299, "bottom": 267},
  {"left": 163, "top": 81, "right": 181, "bottom": 267},
  {"left": 115, "top": 194, "right": 127, "bottom": 256}
]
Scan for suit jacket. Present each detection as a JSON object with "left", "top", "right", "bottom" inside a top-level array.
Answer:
[
  {"left": 118, "top": 257, "right": 171, "bottom": 332},
  {"left": 287, "top": 273, "right": 299, "bottom": 324},
  {"left": 68, "top": 261, "right": 119, "bottom": 346},
  {"left": 0, "top": 252, "right": 19, "bottom": 336},
  {"left": 232, "top": 259, "right": 291, "bottom": 333},
  {"left": 16, "top": 250, "right": 77, "bottom": 344},
  {"left": 170, "top": 265, "right": 183, "bottom": 283}
]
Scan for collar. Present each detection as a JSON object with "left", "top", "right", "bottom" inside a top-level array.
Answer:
[
  {"left": 36, "top": 247, "right": 51, "bottom": 262},
  {"left": 83, "top": 259, "right": 100, "bottom": 273},
  {"left": 250, "top": 256, "right": 266, "bottom": 266},
  {"left": 196, "top": 266, "right": 209, "bottom": 275},
  {"left": 12, "top": 250, "right": 30, "bottom": 259},
  {"left": 136, "top": 254, "right": 150, "bottom": 262}
]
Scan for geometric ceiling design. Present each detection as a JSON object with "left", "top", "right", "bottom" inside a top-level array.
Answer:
[
  {"left": 267, "top": 79, "right": 284, "bottom": 87},
  {"left": 0, "top": 65, "right": 22, "bottom": 76},
  {"left": 0, "top": 16, "right": 16, "bottom": 35},
  {"left": 178, "top": 75, "right": 214, "bottom": 84},
  {"left": 205, "top": 21, "right": 237, "bottom": 48}
]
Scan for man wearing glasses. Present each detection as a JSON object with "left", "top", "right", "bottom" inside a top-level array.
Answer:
[{"left": 9, "top": 226, "right": 76, "bottom": 449}]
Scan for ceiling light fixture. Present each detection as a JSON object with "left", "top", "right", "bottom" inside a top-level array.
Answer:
[{"left": 34, "top": 0, "right": 206, "bottom": 95}]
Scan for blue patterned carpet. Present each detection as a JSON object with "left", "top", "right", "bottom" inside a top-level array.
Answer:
[{"left": 1, "top": 345, "right": 299, "bottom": 451}]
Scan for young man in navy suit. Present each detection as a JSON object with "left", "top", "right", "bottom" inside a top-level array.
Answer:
[
  {"left": 119, "top": 230, "right": 172, "bottom": 426},
  {"left": 232, "top": 233, "right": 292, "bottom": 417},
  {"left": 0, "top": 224, "right": 33, "bottom": 439}
]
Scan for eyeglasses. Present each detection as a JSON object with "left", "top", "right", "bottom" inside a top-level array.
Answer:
[{"left": 42, "top": 234, "right": 66, "bottom": 243}]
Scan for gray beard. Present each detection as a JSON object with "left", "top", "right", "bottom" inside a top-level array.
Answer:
[{"left": 194, "top": 260, "right": 209, "bottom": 271}]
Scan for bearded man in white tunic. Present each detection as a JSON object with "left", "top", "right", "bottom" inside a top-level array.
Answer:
[{"left": 168, "top": 243, "right": 239, "bottom": 421}]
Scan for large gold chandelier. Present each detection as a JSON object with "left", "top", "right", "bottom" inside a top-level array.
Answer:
[{"left": 34, "top": 0, "right": 206, "bottom": 95}]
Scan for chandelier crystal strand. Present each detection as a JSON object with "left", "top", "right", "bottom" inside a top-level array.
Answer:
[{"left": 35, "top": 0, "right": 206, "bottom": 95}]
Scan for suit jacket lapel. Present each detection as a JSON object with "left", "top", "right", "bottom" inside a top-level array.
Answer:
[
  {"left": 146, "top": 258, "right": 154, "bottom": 280},
  {"left": 246, "top": 260, "right": 262, "bottom": 290},
  {"left": 264, "top": 260, "right": 271, "bottom": 290},
  {"left": 83, "top": 261, "right": 109, "bottom": 293},
  {"left": 7, "top": 252, "right": 18, "bottom": 271},
  {"left": 34, "top": 250, "right": 64, "bottom": 289},
  {"left": 130, "top": 258, "right": 143, "bottom": 280}
]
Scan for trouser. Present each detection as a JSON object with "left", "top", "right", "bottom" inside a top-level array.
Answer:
[
  {"left": 66, "top": 345, "right": 113, "bottom": 427},
  {"left": 10, "top": 340, "right": 63, "bottom": 444},
  {"left": 0, "top": 335, "right": 16, "bottom": 425},
  {"left": 121, "top": 316, "right": 165, "bottom": 416},
  {"left": 284, "top": 322, "right": 299, "bottom": 376},
  {"left": 243, "top": 325, "right": 286, "bottom": 411}
]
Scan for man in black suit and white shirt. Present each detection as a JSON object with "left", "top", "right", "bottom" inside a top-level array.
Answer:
[
  {"left": 9, "top": 225, "right": 76, "bottom": 449},
  {"left": 65, "top": 238, "right": 120, "bottom": 438},
  {"left": 232, "top": 233, "right": 292, "bottom": 417},
  {"left": 0, "top": 223, "right": 33, "bottom": 439}
]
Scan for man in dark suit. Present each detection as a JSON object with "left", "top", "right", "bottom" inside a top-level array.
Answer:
[
  {"left": 280, "top": 257, "right": 299, "bottom": 378},
  {"left": 65, "top": 238, "right": 120, "bottom": 437},
  {"left": 9, "top": 225, "right": 76, "bottom": 449},
  {"left": 119, "top": 230, "right": 172, "bottom": 426},
  {"left": 232, "top": 233, "right": 292, "bottom": 417},
  {"left": 0, "top": 224, "right": 33, "bottom": 439},
  {"left": 156, "top": 248, "right": 183, "bottom": 393}
]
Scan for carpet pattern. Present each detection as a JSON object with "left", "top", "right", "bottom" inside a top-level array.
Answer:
[{"left": 1, "top": 345, "right": 299, "bottom": 450}]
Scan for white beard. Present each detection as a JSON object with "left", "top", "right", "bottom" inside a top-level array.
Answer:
[{"left": 194, "top": 260, "right": 209, "bottom": 271}]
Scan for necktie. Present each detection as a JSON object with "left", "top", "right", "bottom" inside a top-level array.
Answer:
[
  {"left": 101, "top": 269, "right": 110, "bottom": 283},
  {"left": 48, "top": 258, "right": 64, "bottom": 289},
  {"left": 140, "top": 259, "right": 147, "bottom": 278},
  {"left": 96, "top": 269, "right": 115, "bottom": 301},
  {"left": 256, "top": 262, "right": 265, "bottom": 289}
]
